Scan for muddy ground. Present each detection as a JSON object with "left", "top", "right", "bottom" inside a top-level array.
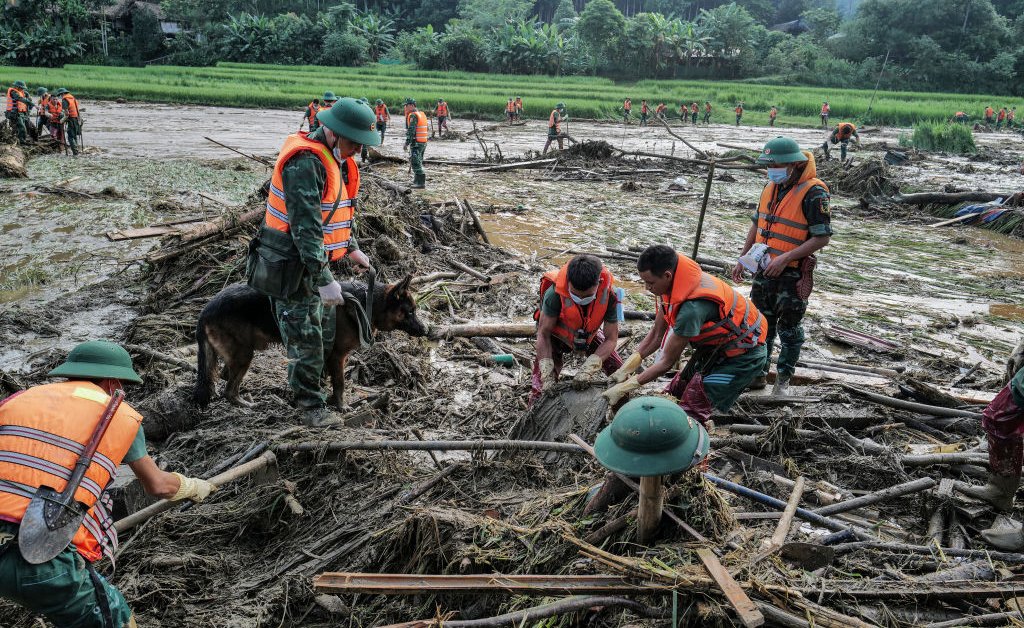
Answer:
[{"left": 2, "top": 101, "right": 1024, "bottom": 627}]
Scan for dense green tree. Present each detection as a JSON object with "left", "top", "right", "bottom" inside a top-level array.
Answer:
[
  {"left": 552, "top": 0, "right": 579, "bottom": 27},
  {"left": 131, "top": 7, "right": 166, "bottom": 63},
  {"left": 350, "top": 10, "right": 396, "bottom": 60},
  {"left": 800, "top": 6, "right": 839, "bottom": 41},
  {"left": 576, "top": 0, "right": 626, "bottom": 72},
  {"left": 459, "top": 0, "right": 533, "bottom": 31}
]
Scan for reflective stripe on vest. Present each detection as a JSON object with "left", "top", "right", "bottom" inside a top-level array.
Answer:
[
  {"left": 0, "top": 381, "right": 142, "bottom": 563},
  {"left": 755, "top": 177, "right": 827, "bottom": 266},
  {"left": 676, "top": 273, "right": 767, "bottom": 359},
  {"left": 62, "top": 94, "right": 79, "bottom": 118},
  {"left": 264, "top": 133, "right": 353, "bottom": 262},
  {"left": 410, "top": 111, "right": 428, "bottom": 143}
]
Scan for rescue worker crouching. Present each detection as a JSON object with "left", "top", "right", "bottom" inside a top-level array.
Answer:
[
  {"left": 246, "top": 98, "right": 380, "bottom": 427},
  {"left": 733, "top": 136, "right": 832, "bottom": 396},
  {"left": 822, "top": 122, "right": 859, "bottom": 162},
  {"left": 0, "top": 341, "right": 214, "bottom": 628},
  {"left": 603, "top": 246, "right": 768, "bottom": 425},
  {"left": 532, "top": 254, "right": 624, "bottom": 406}
]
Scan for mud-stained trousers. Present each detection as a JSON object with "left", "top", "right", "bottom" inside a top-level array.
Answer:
[
  {"left": 272, "top": 293, "right": 337, "bottom": 409},
  {"left": 750, "top": 268, "right": 807, "bottom": 378},
  {"left": 530, "top": 330, "right": 623, "bottom": 405},
  {"left": 981, "top": 368, "right": 1024, "bottom": 476},
  {"left": 664, "top": 344, "right": 767, "bottom": 425}
]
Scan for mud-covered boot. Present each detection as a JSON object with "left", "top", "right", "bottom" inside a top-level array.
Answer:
[
  {"left": 958, "top": 434, "right": 1023, "bottom": 511},
  {"left": 772, "top": 374, "right": 791, "bottom": 397},
  {"left": 301, "top": 406, "right": 334, "bottom": 427},
  {"left": 411, "top": 173, "right": 426, "bottom": 189},
  {"left": 748, "top": 375, "right": 767, "bottom": 390},
  {"left": 982, "top": 514, "right": 1024, "bottom": 550}
]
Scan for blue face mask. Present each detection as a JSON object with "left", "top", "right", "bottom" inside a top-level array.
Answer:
[
  {"left": 767, "top": 167, "right": 789, "bottom": 184},
  {"left": 570, "top": 292, "right": 597, "bottom": 306}
]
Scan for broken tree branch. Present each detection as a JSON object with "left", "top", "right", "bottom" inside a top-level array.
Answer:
[
  {"left": 811, "top": 477, "right": 936, "bottom": 517},
  {"left": 381, "top": 595, "right": 665, "bottom": 627},
  {"left": 274, "top": 439, "right": 584, "bottom": 455},
  {"left": 841, "top": 384, "right": 983, "bottom": 419}
]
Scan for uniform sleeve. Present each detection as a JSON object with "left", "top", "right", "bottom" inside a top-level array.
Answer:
[
  {"left": 282, "top": 153, "right": 334, "bottom": 287},
  {"left": 541, "top": 286, "right": 561, "bottom": 318},
  {"left": 405, "top": 118, "right": 415, "bottom": 144},
  {"left": 802, "top": 184, "right": 833, "bottom": 237},
  {"left": 603, "top": 290, "right": 620, "bottom": 323},
  {"left": 671, "top": 299, "right": 721, "bottom": 339},
  {"left": 122, "top": 425, "right": 148, "bottom": 463}
]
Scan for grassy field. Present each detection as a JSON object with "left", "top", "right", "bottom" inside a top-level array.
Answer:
[{"left": 2, "top": 62, "right": 1022, "bottom": 128}]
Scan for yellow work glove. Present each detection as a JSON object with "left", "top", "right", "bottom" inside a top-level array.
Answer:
[
  {"left": 602, "top": 375, "right": 640, "bottom": 405},
  {"left": 573, "top": 354, "right": 605, "bottom": 389},
  {"left": 609, "top": 352, "right": 642, "bottom": 383},
  {"left": 539, "top": 358, "right": 557, "bottom": 391},
  {"left": 170, "top": 473, "right": 217, "bottom": 503}
]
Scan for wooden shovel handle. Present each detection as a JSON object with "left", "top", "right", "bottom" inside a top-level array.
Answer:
[{"left": 62, "top": 389, "right": 124, "bottom": 498}]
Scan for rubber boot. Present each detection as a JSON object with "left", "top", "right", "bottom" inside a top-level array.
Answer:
[
  {"left": 748, "top": 375, "right": 767, "bottom": 390},
  {"left": 958, "top": 433, "right": 1023, "bottom": 511},
  {"left": 772, "top": 374, "right": 791, "bottom": 397},
  {"left": 411, "top": 173, "right": 425, "bottom": 189},
  {"left": 301, "top": 406, "right": 333, "bottom": 427},
  {"left": 982, "top": 514, "right": 1024, "bottom": 550}
]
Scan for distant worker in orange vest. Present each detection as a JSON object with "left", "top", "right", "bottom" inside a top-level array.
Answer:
[
  {"left": 532, "top": 254, "right": 624, "bottom": 405},
  {"left": 33, "top": 87, "right": 50, "bottom": 140},
  {"left": 374, "top": 99, "right": 390, "bottom": 144},
  {"left": 951, "top": 111, "right": 969, "bottom": 124},
  {"left": 311, "top": 91, "right": 337, "bottom": 132},
  {"left": 1009, "top": 107, "right": 1017, "bottom": 129},
  {"left": 769, "top": 105, "right": 778, "bottom": 127},
  {"left": 435, "top": 98, "right": 450, "bottom": 134},
  {"left": 506, "top": 98, "right": 516, "bottom": 125},
  {"left": 301, "top": 97, "right": 321, "bottom": 132},
  {"left": 46, "top": 94, "right": 63, "bottom": 143},
  {"left": 985, "top": 105, "right": 995, "bottom": 125},
  {"left": 515, "top": 96, "right": 523, "bottom": 121},
  {"left": 733, "top": 137, "right": 832, "bottom": 396},
  {"left": 679, "top": 103, "right": 688, "bottom": 123},
  {"left": 405, "top": 99, "right": 429, "bottom": 189},
  {"left": 997, "top": 107, "right": 1007, "bottom": 130},
  {"left": 603, "top": 245, "right": 767, "bottom": 423},
  {"left": 246, "top": 98, "right": 379, "bottom": 426},
  {"left": 55, "top": 88, "right": 81, "bottom": 156},
  {"left": 622, "top": 98, "right": 632, "bottom": 124},
  {"left": 5, "top": 80, "right": 32, "bottom": 145},
  {"left": 639, "top": 99, "right": 649, "bottom": 126},
  {"left": 703, "top": 101, "right": 712, "bottom": 124},
  {"left": 655, "top": 102, "right": 667, "bottom": 122},
  {"left": 820, "top": 101, "right": 830, "bottom": 127},
  {"left": 735, "top": 102, "right": 744, "bottom": 126},
  {"left": 822, "top": 121, "right": 860, "bottom": 162},
  {"left": 543, "top": 102, "right": 576, "bottom": 153},
  {"left": 0, "top": 340, "right": 214, "bottom": 628},
  {"left": 690, "top": 102, "right": 698, "bottom": 125}
]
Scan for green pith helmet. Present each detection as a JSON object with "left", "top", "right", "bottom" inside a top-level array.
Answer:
[
  {"left": 756, "top": 136, "right": 807, "bottom": 165},
  {"left": 316, "top": 97, "right": 381, "bottom": 147},
  {"left": 556, "top": 102, "right": 565, "bottom": 110},
  {"left": 55, "top": 88, "right": 68, "bottom": 95},
  {"left": 13, "top": 80, "right": 26, "bottom": 89},
  {"left": 49, "top": 341, "right": 143, "bottom": 384},
  {"left": 36, "top": 87, "right": 48, "bottom": 96},
  {"left": 375, "top": 99, "right": 383, "bottom": 105},
  {"left": 322, "top": 91, "right": 337, "bottom": 102},
  {"left": 404, "top": 97, "right": 416, "bottom": 105},
  {"left": 594, "top": 397, "right": 709, "bottom": 477}
]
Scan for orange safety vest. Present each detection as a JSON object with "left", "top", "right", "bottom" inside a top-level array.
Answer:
[
  {"left": 955, "top": 111, "right": 966, "bottom": 117},
  {"left": 835, "top": 122, "right": 856, "bottom": 139},
  {"left": 5, "top": 87, "right": 27, "bottom": 113},
  {"left": 985, "top": 107, "right": 994, "bottom": 117},
  {"left": 641, "top": 103, "right": 649, "bottom": 114},
  {"left": 755, "top": 151, "right": 828, "bottom": 267},
  {"left": 408, "top": 110, "right": 428, "bottom": 143},
  {"left": 374, "top": 103, "right": 389, "bottom": 122},
  {"left": 306, "top": 101, "right": 320, "bottom": 126},
  {"left": 769, "top": 108, "right": 777, "bottom": 118},
  {"left": 342, "top": 156, "right": 360, "bottom": 204},
  {"left": 437, "top": 102, "right": 449, "bottom": 117},
  {"left": 1010, "top": 110, "right": 1016, "bottom": 120},
  {"left": 821, "top": 104, "right": 830, "bottom": 115},
  {"left": 998, "top": 109, "right": 1006, "bottom": 121},
  {"left": 62, "top": 94, "right": 79, "bottom": 119},
  {"left": 515, "top": 98, "right": 522, "bottom": 110},
  {"left": 705, "top": 103, "right": 711, "bottom": 113},
  {"left": 47, "top": 98, "right": 62, "bottom": 123},
  {"left": 264, "top": 133, "right": 354, "bottom": 262},
  {"left": 548, "top": 109, "right": 560, "bottom": 132},
  {"left": 36, "top": 95, "right": 49, "bottom": 117},
  {"left": 659, "top": 254, "right": 766, "bottom": 358},
  {"left": 0, "top": 381, "right": 143, "bottom": 563},
  {"left": 656, "top": 104, "right": 666, "bottom": 114},
  {"left": 534, "top": 264, "right": 614, "bottom": 348},
  {"left": 623, "top": 100, "right": 631, "bottom": 110},
  {"left": 691, "top": 103, "right": 698, "bottom": 113},
  {"left": 735, "top": 106, "right": 743, "bottom": 114},
  {"left": 506, "top": 101, "right": 515, "bottom": 113}
]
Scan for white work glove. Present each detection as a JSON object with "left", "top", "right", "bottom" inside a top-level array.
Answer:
[
  {"left": 609, "top": 352, "right": 642, "bottom": 383},
  {"left": 539, "top": 358, "right": 557, "bottom": 391},
  {"left": 573, "top": 354, "right": 605, "bottom": 389},
  {"left": 170, "top": 473, "right": 216, "bottom": 503},
  {"left": 348, "top": 249, "right": 370, "bottom": 275},
  {"left": 602, "top": 375, "right": 640, "bottom": 405},
  {"left": 318, "top": 280, "right": 344, "bottom": 306},
  {"left": 1008, "top": 337, "right": 1024, "bottom": 383}
]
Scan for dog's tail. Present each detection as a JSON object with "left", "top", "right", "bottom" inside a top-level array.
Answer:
[{"left": 192, "top": 317, "right": 217, "bottom": 407}]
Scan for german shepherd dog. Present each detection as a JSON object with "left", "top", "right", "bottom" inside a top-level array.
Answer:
[{"left": 192, "top": 275, "right": 427, "bottom": 408}]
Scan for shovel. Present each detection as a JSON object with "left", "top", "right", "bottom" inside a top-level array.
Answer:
[{"left": 18, "top": 389, "right": 124, "bottom": 564}]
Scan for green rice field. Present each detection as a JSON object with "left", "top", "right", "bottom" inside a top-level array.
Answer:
[{"left": 2, "top": 62, "right": 1021, "bottom": 127}]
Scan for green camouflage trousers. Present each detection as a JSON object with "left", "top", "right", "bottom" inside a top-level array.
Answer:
[
  {"left": 272, "top": 292, "right": 337, "bottom": 409},
  {"left": 750, "top": 268, "right": 807, "bottom": 377},
  {"left": 409, "top": 142, "right": 425, "bottom": 174},
  {"left": 66, "top": 118, "right": 82, "bottom": 155},
  {"left": 5, "top": 111, "right": 27, "bottom": 144}
]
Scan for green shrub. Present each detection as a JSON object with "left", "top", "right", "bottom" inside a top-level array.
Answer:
[
  {"left": 909, "top": 122, "right": 976, "bottom": 153},
  {"left": 320, "top": 32, "right": 369, "bottom": 67}
]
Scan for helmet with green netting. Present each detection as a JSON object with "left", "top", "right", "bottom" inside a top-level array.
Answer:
[
  {"left": 756, "top": 136, "right": 807, "bottom": 165},
  {"left": 593, "top": 397, "right": 709, "bottom": 477},
  {"left": 316, "top": 97, "right": 381, "bottom": 147}
]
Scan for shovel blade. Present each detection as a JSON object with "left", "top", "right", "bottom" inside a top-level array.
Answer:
[{"left": 17, "top": 487, "right": 86, "bottom": 565}]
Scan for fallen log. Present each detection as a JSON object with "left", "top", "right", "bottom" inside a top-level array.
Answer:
[
  {"left": 468, "top": 158, "right": 557, "bottom": 173},
  {"left": 114, "top": 451, "right": 277, "bottom": 532},
  {"left": 369, "top": 174, "right": 411, "bottom": 195},
  {"left": 811, "top": 477, "right": 935, "bottom": 517},
  {"left": 461, "top": 198, "right": 491, "bottom": 244},
  {"left": 124, "top": 344, "right": 196, "bottom": 372},
  {"left": 176, "top": 208, "right": 262, "bottom": 245},
  {"left": 0, "top": 143, "right": 27, "bottom": 178},
  {"left": 430, "top": 323, "right": 633, "bottom": 340},
  {"left": 769, "top": 477, "right": 806, "bottom": 549},
  {"left": 884, "top": 191, "right": 1005, "bottom": 205},
  {"left": 274, "top": 439, "right": 584, "bottom": 455},
  {"left": 924, "top": 610, "right": 1024, "bottom": 628},
  {"left": 841, "top": 384, "right": 983, "bottom": 419},
  {"left": 381, "top": 595, "right": 664, "bottom": 627},
  {"left": 446, "top": 258, "right": 489, "bottom": 282},
  {"left": 831, "top": 540, "right": 1024, "bottom": 563}
]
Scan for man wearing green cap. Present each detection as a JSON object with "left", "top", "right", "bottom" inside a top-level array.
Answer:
[
  {"left": 543, "top": 103, "right": 568, "bottom": 154},
  {"left": 374, "top": 99, "right": 389, "bottom": 144},
  {"left": 4, "top": 80, "right": 33, "bottom": 145},
  {"left": 309, "top": 92, "right": 337, "bottom": 132},
  {"left": 55, "top": 88, "right": 81, "bottom": 155},
  {"left": 0, "top": 340, "right": 214, "bottom": 628},
  {"left": 404, "top": 100, "right": 428, "bottom": 189},
  {"left": 248, "top": 98, "right": 381, "bottom": 426},
  {"left": 33, "top": 87, "right": 50, "bottom": 140},
  {"left": 731, "top": 136, "right": 832, "bottom": 396},
  {"left": 300, "top": 97, "right": 320, "bottom": 132}
]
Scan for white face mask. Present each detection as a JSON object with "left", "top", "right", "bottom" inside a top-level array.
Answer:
[
  {"left": 570, "top": 292, "right": 597, "bottom": 306},
  {"left": 767, "top": 167, "right": 789, "bottom": 184}
]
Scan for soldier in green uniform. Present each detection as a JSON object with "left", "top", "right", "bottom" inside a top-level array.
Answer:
[
  {"left": 33, "top": 87, "right": 49, "bottom": 140},
  {"left": 55, "top": 88, "right": 82, "bottom": 156},
  {"left": 732, "top": 137, "right": 832, "bottom": 395},
  {"left": 247, "top": 99, "right": 380, "bottom": 426},
  {"left": 310, "top": 91, "right": 337, "bottom": 132},
  {"left": 404, "top": 99, "right": 428, "bottom": 189},
  {"left": 4, "top": 80, "right": 32, "bottom": 145}
]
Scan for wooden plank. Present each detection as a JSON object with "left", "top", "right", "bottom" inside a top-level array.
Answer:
[
  {"left": 769, "top": 476, "right": 806, "bottom": 548},
  {"left": 695, "top": 549, "right": 765, "bottom": 627},
  {"left": 106, "top": 226, "right": 180, "bottom": 241},
  {"left": 313, "top": 573, "right": 647, "bottom": 595}
]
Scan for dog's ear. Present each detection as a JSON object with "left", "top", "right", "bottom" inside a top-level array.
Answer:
[{"left": 395, "top": 274, "right": 414, "bottom": 296}]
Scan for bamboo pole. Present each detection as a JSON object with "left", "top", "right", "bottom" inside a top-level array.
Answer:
[
  {"left": 275, "top": 439, "right": 584, "bottom": 455},
  {"left": 769, "top": 476, "right": 805, "bottom": 548},
  {"left": 691, "top": 157, "right": 715, "bottom": 260},
  {"left": 637, "top": 476, "right": 665, "bottom": 544}
]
